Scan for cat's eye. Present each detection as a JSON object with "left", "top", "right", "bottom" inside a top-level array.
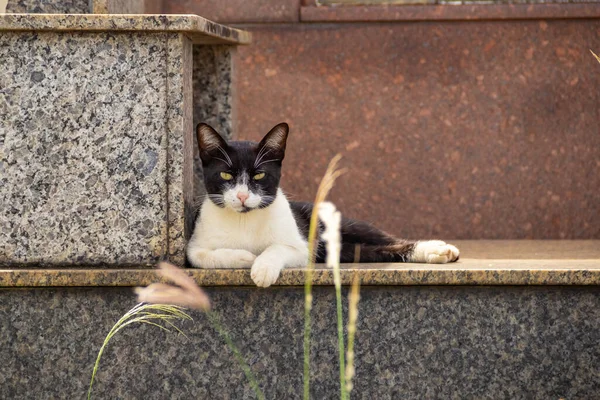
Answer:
[
  {"left": 253, "top": 172, "right": 266, "bottom": 180},
  {"left": 220, "top": 172, "right": 233, "bottom": 181}
]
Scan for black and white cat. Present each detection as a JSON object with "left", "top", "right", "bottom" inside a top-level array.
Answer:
[{"left": 187, "top": 123, "right": 459, "bottom": 287}]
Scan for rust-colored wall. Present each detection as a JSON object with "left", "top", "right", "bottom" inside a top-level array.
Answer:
[
  {"left": 158, "top": 0, "right": 300, "bottom": 23},
  {"left": 233, "top": 21, "right": 600, "bottom": 239},
  {"left": 163, "top": 1, "right": 600, "bottom": 239}
]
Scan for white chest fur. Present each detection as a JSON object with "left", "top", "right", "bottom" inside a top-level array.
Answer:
[{"left": 187, "top": 189, "right": 308, "bottom": 264}]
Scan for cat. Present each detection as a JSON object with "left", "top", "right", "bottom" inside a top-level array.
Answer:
[{"left": 187, "top": 122, "right": 460, "bottom": 287}]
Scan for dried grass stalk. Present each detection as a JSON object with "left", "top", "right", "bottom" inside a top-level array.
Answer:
[
  {"left": 87, "top": 303, "right": 192, "bottom": 399},
  {"left": 591, "top": 49, "right": 600, "bottom": 64},
  {"left": 304, "top": 154, "right": 345, "bottom": 400},
  {"left": 345, "top": 274, "right": 361, "bottom": 395},
  {"left": 134, "top": 262, "right": 210, "bottom": 311}
]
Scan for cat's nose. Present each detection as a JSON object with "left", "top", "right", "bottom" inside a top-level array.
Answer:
[{"left": 237, "top": 192, "right": 249, "bottom": 205}]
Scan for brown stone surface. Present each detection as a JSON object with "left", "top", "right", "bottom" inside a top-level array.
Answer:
[
  {"left": 2, "top": 241, "right": 599, "bottom": 287},
  {"left": 232, "top": 21, "right": 600, "bottom": 239},
  {"left": 301, "top": 4, "right": 600, "bottom": 22},
  {"left": 456, "top": 240, "right": 600, "bottom": 259},
  {"left": 3, "top": 260, "right": 600, "bottom": 286},
  {"left": 160, "top": 0, "right": 301, "bottom": 23}
]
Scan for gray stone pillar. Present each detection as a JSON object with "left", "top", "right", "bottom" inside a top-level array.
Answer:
[{"left": 0, "top": 14, "right": 250, "bottom": 266}]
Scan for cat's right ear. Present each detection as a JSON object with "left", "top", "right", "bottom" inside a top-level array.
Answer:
[{"left": 196, "top": 123, "right": 229, "bottom": 163}]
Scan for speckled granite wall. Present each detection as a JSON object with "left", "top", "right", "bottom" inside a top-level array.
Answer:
[
  {"left": 193, "top": 46, "right": 234, "bottom": 139},
  {"left": 6, "top": 0, "right": 90, "bottom": 13},
  {"left": 1, "top": 286, "right": 599, "bottom": 398},
  {"left": 188, "top": 45, "right": 235, "bottom": 230},
  {"left": 0, "top": 31, "right": 192, "bottom": 266}
]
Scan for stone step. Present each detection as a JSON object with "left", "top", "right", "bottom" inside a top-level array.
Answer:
[{"left": 2, "top": 241, "right": 599, "bottom": 287}]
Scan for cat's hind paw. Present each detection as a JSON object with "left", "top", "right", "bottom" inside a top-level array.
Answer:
[{"left": 411, "top": 240, "right": 460, "bottom": 264}]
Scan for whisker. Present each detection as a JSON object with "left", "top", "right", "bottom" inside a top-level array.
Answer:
[
  {"left": 255, "top": 159, "right": 279, "bottom": 169},
  {"left": 216, "top": 146, "right": 233, "bottom": 167},
  {"left": 213, "top": 157, "right": 231, "bottom": 167},
  {"left": 254, "top": 148, "right": 272, "bottom": 168},
  {"left": 254, "top": 146, "right": 269, "bottom": 168},
  {"left": 196, "top": 193, "right": 225, "bottom": 207}
]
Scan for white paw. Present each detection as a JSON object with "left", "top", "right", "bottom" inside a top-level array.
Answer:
[
  {"left": 250, "top": 257, "right": 283, "bottom": 288},
  {"left": 412, "top": 241, "right": 460, "bottom": 264}
]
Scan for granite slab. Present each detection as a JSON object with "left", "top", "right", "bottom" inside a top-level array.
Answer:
[
  {"left": 2, "top": 259, "right": 600, "bottom": 287},
  {"left": 1, "top": 286, "right": 600, "bottom": 398},
  {"left": 0, "top": 13, "right": 251, "bottom": 45},
  {"left": 1, "top": 241, "right": 599, "bottom": 287}
]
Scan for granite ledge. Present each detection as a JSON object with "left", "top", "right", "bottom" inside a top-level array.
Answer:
[
  {"left": 0, "top": 13, "right": 251, "bottom": 45},
  {"left": 2, "top": 259, "right": 600, "bottom": 287}
]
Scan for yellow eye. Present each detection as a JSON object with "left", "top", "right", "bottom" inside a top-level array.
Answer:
[
  {"left": 253, "top": 172, "right": 266, "bottom": 180},
  {"left": 220, "top": 172, "right": 233, "bottom": 180}
]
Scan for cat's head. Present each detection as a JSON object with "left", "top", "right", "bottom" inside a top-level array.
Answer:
[{"left": 196, "top": 122, "right": 289, "bottom": 213}]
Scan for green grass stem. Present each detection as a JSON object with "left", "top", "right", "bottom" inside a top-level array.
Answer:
[
  {"left": 333, "top": 265, "right": 347, "bottom": 400},
  {"left": 206, "top": 310, "right": 265, "bottom": 400}
]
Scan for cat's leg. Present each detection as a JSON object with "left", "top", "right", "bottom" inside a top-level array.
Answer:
[
  {"left": 338, "top": 240, "right": 459, "bottom": 263},
  {"left": 251, "top": 244, "right": 308, "bottom": 287},
  {"left": 336, "top": 215, "right": 459, "bottom": 264},
  {"left": 409, "top": 240, "right": 460, "bottom": 263},
  {"left": 187, "top": 247, "right": 257, "bottom": 269}
]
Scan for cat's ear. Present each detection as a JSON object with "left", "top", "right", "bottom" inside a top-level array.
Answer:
[
  {"left": 257, "top": 123, "right": 289, "bottom": 161},
  {"left": 196, "top": 123, "right": 229, "bottom": 163}
]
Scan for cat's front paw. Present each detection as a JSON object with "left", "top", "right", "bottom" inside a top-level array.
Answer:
[
  {"left": 412, "top": 240, "right": 460, "bottom": 264},
  {"left": 188, "top": 248, "right": 256, "bottom": 269},
  {"left": 250, "top": 257, "right": 283, "bottom": 288}
]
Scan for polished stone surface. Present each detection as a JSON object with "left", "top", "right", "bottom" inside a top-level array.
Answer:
[
  {"left": 3, "top": 259, "right": 600, "bottom": 287},
  {"left": 2, "top": 241, "right": 599, "bottom": 287},
  {"left": 0, "top": 13, "right": 251, "bottom": 45},
  {"left": 1, "top": 285, "right": 599, "bottom": 398},
  {"left": 233, "top": 20, "right": 600, "bottom": 239},
  {"left": 0, "top": 30, "right": 191, "bottom": 266}
]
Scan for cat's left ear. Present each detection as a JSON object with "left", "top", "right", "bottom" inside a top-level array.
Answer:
[
  {"left": 258, "top": 122, "right": 289, "bottom": 161},
  {"left": 196, "top": 123, "right": 230, "bottom": 165}
]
